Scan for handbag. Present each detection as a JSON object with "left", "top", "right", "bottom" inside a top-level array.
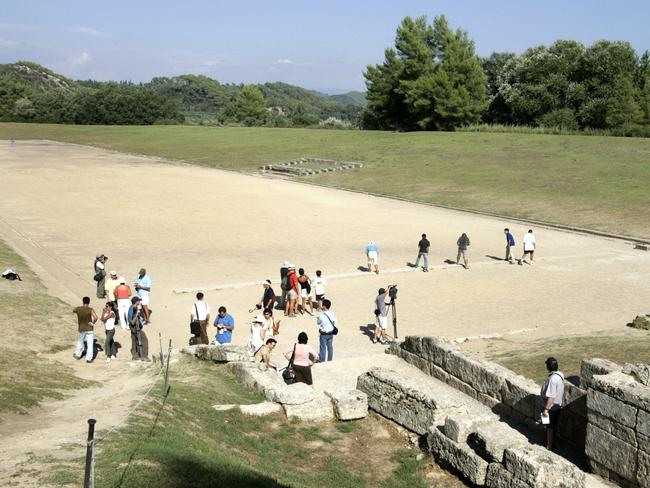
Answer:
[
  {"left": 282, "top": 344, "right": 297, "bottom": 383},
  {"left": 324, "top": 312, "right": 338, "bottom": 335},
  {"left": 190, "top": 304, "right": 201, "bottom": 336}
]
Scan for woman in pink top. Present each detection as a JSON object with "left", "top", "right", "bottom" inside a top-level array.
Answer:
[{"left": 284, "top": 332, "right": 319, "bottom": 386}]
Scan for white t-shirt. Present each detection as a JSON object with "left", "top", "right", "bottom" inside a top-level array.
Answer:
[
  {"left": 262, "top": 318, "right": 274, "bottom": 340},
  {"left": 104, "top": 315, "right": 115, "bottom": 331},
  {"left": 191, "top": 301, "right": 210, "bottom": 320},
  {"left": 541, "top": 371, "right": 565, "bottom": 407},
  {"left": 523, "top": 233, "right": 536, "bottom": 252},
  {"left": 314, "top": 277, "right": 327, "bottom": 296}
]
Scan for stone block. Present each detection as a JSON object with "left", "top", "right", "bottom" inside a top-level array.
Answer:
[
  {"left": 239, "top": 401, "right": 282, "bottom": 416},
  {"left": 420, "top": 336, "right": 457, "bottom": 366},
  {"left": 585, "top": 424, "right": 637, "bottom": 482},
  {"left": 393, "top": 348, "right": 435, "bottom": 377},
  {"left": 443, "top": 414, "right": 497, "bottom": 443},
  {"left": 563, "top": 382, "right": 587, "bottom": 415},
  {"left": 469, "top": 421, "right": 530, "bottom": 463},
  {"left": 227, "top": 361, "right": 286, "bottom": 397},
  {"left": 638, "top": 449, "right": 650, "bottom": 488},
  {"left": 638, "top": 408, "right": 650, "bottom": 438},
  {"left": 580, "top": 358, "right": 621, "bottom": 389},
  {"left": 428, "top": 426, "right": 489, "bottom": 486},
  {"left": 283, "top": 392, "right": 334, "bottom": 421},
  {"left": 500, "top": 372, "right": 540, "bottom": 420},
  {"left": 591, "top": 372, "right": 650, "bottom": 412},
  {"left": 485, "top": 462, "right": 529, "bottom": 488},
  {"left": 195, "top": 344, "right": 252, "bottom": 362},
  {"left": 477, "top": 392, "right": 501, "bottom": 411},
  {"left": 400, "top": 336, "right": 424, "bottom": 356},
  {"left": 587, "top": 389, "right": 638, "bottom": 428},
  {"left": 325, "top": 389, "right": 368, "bottom": 421},
  {"left": 180, "top": 345, "right": 198, "bottom": 356},
  {"left": 357, "top": 367, "right": 472, "bottom": 435},
  {"left": 503, "top": 445, "right": 586, "bottom": 488},
  {"left": 639, "top": 432, "right": 650, "bottom": 455},
  {"left": 267, "top": 382, "right": 316, "bottom": 405},
  {"left": 446, "top": 374, "right": 478, "bottom": 399},
  {"left": 587, "top": 410, "right": 636, "bottom": 446},
  {"left": 445, "top": 350, "right": 506, "bottom": 398}
]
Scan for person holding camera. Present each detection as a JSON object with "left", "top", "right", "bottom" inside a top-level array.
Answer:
[
  {"left": 373, "top": 286, "right": 394, "bottom": 344},
  {"left": 127, "top": 296, "right": 150, "bottom": 361},
  {"left": 93, "top": 253, "right": 107, "bottom": 299}
]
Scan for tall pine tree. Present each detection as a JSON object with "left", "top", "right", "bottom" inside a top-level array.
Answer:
[{"left": 363, "top": 15, "right": 487, "bottom": 131}]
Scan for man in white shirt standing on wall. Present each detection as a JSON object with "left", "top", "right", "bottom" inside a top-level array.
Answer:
[{"left": 541, "top": 357, "right": 564, "bottom": 451}]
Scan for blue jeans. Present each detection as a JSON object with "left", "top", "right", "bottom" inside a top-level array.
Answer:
[
  {"left": 75, "top": 331, "right": 94, "bottom": 361},
  {"left": 319, "top": 333, "right": 333, "bottom": 362},
  {"left": 414, "top": 252, "right": 428, "bottom": 270}
]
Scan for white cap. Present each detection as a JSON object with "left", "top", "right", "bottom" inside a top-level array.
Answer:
[
  {"left": 118, "top": 276, "right": 126, "bottom": 284},
  {"left": 254, "top": 315, "right": 265, "bottom": 323},
  {"left": 110, "top": 270, "right": 117, "bottom": 276}
]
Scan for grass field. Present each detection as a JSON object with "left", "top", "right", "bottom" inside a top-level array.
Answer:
[
  {"left": 0, "top": 240, "right": 91, "bottom": 414},
  {"left": 47, "top": 356, "right": 464, "bottom": 488},
  {"left": 1, "top": 123, "right": 649, "bottom": 238}
]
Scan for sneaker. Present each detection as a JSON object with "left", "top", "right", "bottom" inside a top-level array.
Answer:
[
  {"left": 423, "top": 269, "right": 428, "bottom": 272},
  {"left": 111, "top": 355, "right": 116, "bottom": 359},
  {"left": 141, "top": 357, "right": 151, "bottom": 362},
  {"left": 529, "top": 261, "right": 534, "bottom": 265},
  {"left": 106, "top": 358, "right": 111, "bottom": 363},
  {"left": 86, "top": 360, "right": 94, "bottom": 364},
  {"left": 518, "top": 260, "right": 523, "bottom": 265},
  {"left": 73, "top": 354, "right": 82, "bottom": 360}
]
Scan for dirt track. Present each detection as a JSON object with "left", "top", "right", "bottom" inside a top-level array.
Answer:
[{"left": 0, "top": 140, "right": 648, "bottom": 482}]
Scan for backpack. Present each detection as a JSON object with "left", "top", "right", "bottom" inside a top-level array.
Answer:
[{"left": 281, "top": 274, "right": 290, "bottom": 291}]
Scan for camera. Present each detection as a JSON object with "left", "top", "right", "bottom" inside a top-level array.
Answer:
[{"left": 389, "top": 285, "right": 398, "bottom": 301}]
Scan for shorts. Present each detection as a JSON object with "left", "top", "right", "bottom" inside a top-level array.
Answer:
[
  {"left": 139, "top": 295, "right": 150, "bottom": 306},
  {"left": 300, "top": 288, "right": 308, "bottom": 298},
  {"left": 367, "top": 251, "right": 378, "bottom": 264},
  {"left": 315, "top": 294, "right": 325, "bottom": 301},
  {"left": 524, "top": 249, "right": 535, "bottom": 256},
  {"left": 547, "top": 405, "right": 561, "bottom": 429},
  {"left": 377, "top": 315, "right": 388, "bottom": 330},
  {"left": 288, "top": 289, "right": 298, "bottom": 300}
]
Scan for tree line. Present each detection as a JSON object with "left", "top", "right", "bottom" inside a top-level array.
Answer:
[{"left": 362, "top": 15, "right": 650, "bottom": 135}]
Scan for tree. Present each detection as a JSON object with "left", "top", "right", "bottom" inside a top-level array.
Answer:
[
  {"left": 481, "top": 52, "right": 516, "bottom": 123},
  {"left": 13, "top": 97, "right": 35, "bottom": 120},
  {"left": 219, "top": 85, "right": 268, "bottom": 126},
  {"left": 363, "top": 15, "right": 487, "bottom": 131}
]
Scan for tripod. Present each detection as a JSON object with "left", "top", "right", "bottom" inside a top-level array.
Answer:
[{"left": 386, "top": 299, "right": 398, "bottom": 340}]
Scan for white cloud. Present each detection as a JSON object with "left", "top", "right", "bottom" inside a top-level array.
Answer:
[
  {"left": 70, "top": 27, "right": 109, "bottom": 38},
  {"left": 68, "top": 51, "right": 92, "bottom": 66},
  {"left": 276, "top": 59, "right": 293, "bottom": 64}
]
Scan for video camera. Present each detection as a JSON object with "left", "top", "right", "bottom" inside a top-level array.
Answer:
[{"left": 388, "top": 285, "right": 398, "bottom": 301}]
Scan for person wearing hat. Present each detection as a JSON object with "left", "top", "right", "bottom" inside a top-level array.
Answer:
[
  {"left": 134, "top": 268, "right": 152, "bottom": 324},
  {"left": 114, "top": 277, "right": 132, "bottom": 331},
  {"left": 257, "top": 280, "right": 276, "bottom": 311},
  {"left": 105, "top": 271, "right": 120, "bottom": 318},
  {"left": 541, "top": 357, "right": 564, "bottom": 451},
  {"left": 93, "top": 253, "right": 107, "bottom": 299},
  {"left": 284, "top": 265, "right": 299, "bottom": 317},
  {"left": 127, "top": 296, "right": 150, "bottom": 361},
  {"left": 366, "top": 242, "right": 379, "bottom": 274},
  {"left": 249, "top": 315, "right": 266, "bottom": 354},
  {"left": 214, "top": 306, "right": 235, "bottom": 345}
]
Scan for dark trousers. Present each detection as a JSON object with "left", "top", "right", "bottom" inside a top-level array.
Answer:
[
  {"left": 199, "top": 319, "right": 209, "bottom": 345},
  {"left": 130, "top": 326, "right": 149, "bottom": 359},
  {"left": 96, "top": 277, "right": 105, "bottom": 299},
  {"left": 293, "top": 364, "right": 313, "bottom": 385},
  {"left": 105, "top": 328, "right": 117, "bottom": 357}
]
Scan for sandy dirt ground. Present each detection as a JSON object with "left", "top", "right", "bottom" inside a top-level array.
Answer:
[{"left": 0, "top": 140, "right": 647, "bottom": 484}]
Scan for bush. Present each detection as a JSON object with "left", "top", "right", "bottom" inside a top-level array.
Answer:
[{"left": 539, "top": 108, "right": 579, "bottom": 130}]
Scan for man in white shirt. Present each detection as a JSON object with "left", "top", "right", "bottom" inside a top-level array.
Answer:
[
  {"left": 190, "top": 292, "right": 211, "bottom": 345},
  {"left": 541, "top": 357, "right": 564, "bottom": 451},
  {"left": 519, "top": 229, "right": 536, "bottom": 265}
]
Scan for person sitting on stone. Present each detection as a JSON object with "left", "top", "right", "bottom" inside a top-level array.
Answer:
[{"left": 254, "top": 338, "right": 278, "bottom": 370}]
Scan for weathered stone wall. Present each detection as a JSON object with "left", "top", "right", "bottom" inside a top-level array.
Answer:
[
  {"left": 387, "top": 336, "right": 588, "bottom": 453},
  {"left": 584, "top": 371, "right": 650, "bottom": 488}
]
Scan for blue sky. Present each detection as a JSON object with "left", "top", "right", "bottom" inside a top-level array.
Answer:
[{"left": 1, "top": 0, "right": 648, "bottom": 93}]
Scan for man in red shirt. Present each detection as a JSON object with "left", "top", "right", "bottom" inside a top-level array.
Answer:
[{"left": 284, "top": 266, "right": 299, "bottom": 317}]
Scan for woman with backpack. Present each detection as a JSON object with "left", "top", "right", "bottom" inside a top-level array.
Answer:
[{"left": 456, "top": 233, "right": 471, "bottom": 269}]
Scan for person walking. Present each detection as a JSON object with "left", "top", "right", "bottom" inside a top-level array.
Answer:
[
  {"left": 101, "top": 302, "right": 117, "bottom": 362},
  {"left": 456, "top": 233, "right": 470, "bottom": 269},
  {"left": 297, "top": 268, "right": 313, "bottom": 315},
  {"left": 214, "top": 306, "right": 235, "bottom": 345},
  {"left": 114, "top": 277, "right": 132, "bottom": 331},
  {"left": 258, "top": 280, "right": 276, "bottom": 311},
  {"left": 541, "top": 357, "right": 564, "bottom": 451},
  {"left": 316, "top": 299, "right": 336, "bottom": 362},
  {"left": 504, "top": 228, "right": 516, "bottom": 264},
  {"left": 519, "top": 229, "right": 536, "bottom": 265},
  {"left": 73, "top": 296, "right": 98, "bottom": 363},
  {"left": 128, "top": 296, "right": 150, "bottom": 361},
  {"left": 93, "top": 253, "right": 107, "bottom": 299},
  {"left": 284, "top": 332, "right": 319, "bottom": 386},
  {"left": 366, "top": 241, "right": 379, "bottom": 274},
  {"left": 191, "top": 292, "right": 211, "bottom": 345},
  {"left": 313, "top": 270, "right": 327, "bottom": 311},
  {"left": 414, "top": 233, "right": 430, "bottom": 272},
  {"left": 135, "top": 268, "right": 152, "bottom": 323}
]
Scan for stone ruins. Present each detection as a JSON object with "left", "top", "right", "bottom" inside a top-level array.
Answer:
[
  {"left": 184, "top": 337, "right": 650, "bottom": 488},
  {"left": 259, "top": 157, "right": 363, "bottom": 176}
]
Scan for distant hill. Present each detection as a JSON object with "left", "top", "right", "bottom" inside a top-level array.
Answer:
[{"left": 0, "top": 61, "right": 364, "bottom": 126}]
